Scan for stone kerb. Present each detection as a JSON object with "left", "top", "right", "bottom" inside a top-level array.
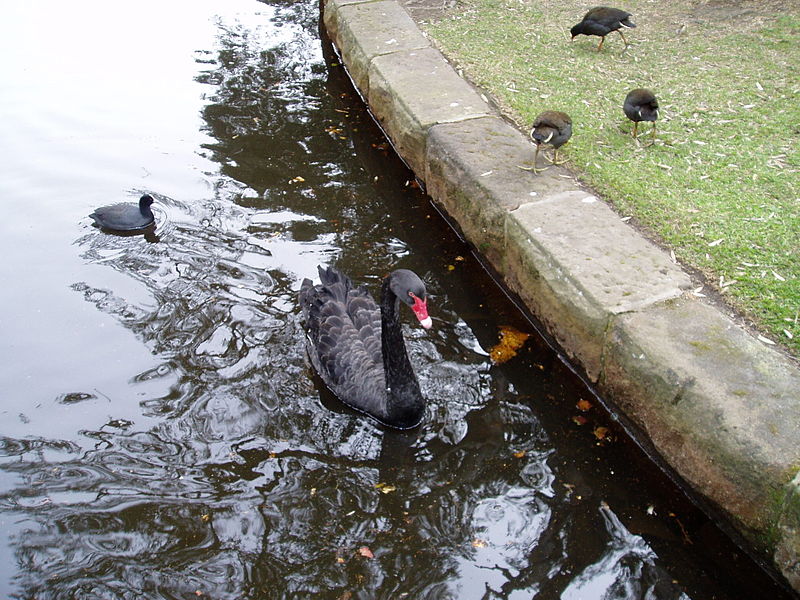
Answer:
[
  {"left": 601, "top": 300, "right": 800, "bottom": 541},
  {"left": 323, "top": 0, "right": 491, "bottom": 175},
  {"left": 323, "top": 0, "right": 430, "bottom": 96},
  {"left": 505, "top": 193, "right": 691, "bottom": 381},
  {"left": 425, "top": 117, "right": 579, "bottom": 269}
]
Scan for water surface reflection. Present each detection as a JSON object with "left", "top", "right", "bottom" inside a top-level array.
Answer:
[{"left": 0, "top": 0, "right": 793, "bottom": 598}]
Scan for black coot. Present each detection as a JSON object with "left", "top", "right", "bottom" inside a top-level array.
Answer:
[{"left": 90, "top": 194, "right": 155, "bottom": 231}]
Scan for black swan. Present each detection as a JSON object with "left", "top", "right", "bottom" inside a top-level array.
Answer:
[
  {"left": 299, "top": 266, "right": 432, "bottom": 429},
  {"left": 90, "top": 194, "right": 155, "bottom": 231},
  {"left": 570, "top": 7, "right": 636, "bottom": 51},
  {"left": 623, "top": 88, "right": 659, "bottom": 143},
  {"left": 522, "top": 111, "right": 573, "bottom": 173}
]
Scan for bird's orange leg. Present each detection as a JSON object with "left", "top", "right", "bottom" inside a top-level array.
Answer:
[
  {"left": 631, "top": 121, "right": 639, "bottom": 139},
  {"left": 617, "top": 30, "right": 629, "bottom": 50},
  {"left": 596, "top": 36, "right": 605, "bottom": 51},
  {"left": 645, "top": 122, "right": 657, "bottom": 146}
]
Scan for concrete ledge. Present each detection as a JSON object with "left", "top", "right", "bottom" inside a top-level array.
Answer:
[
  {"left": 322, "top": 0, "right": 800, "bottom": 589},
  {"left": 425, "top": 116, "right": 578, "bottom": 269},
  {"left": 602, "top": 299, "right": 800, "bottom": 530},
  {"left": 367, "top": 47, "right": 491, "bottom": 175},
  {"left": 323, "top": 0, "right": 430, "bottom": 95},
  {"left": 506, "top": 192, "right": 691, "bottom": 380}
]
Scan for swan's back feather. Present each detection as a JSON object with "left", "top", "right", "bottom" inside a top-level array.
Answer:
[{"left": 299, "top": 268, "right": 388, "bottom": 417}]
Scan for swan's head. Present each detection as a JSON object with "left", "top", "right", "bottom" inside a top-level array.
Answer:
[{"left": 390, "top": 269, "right": 432, "bottom": 330}]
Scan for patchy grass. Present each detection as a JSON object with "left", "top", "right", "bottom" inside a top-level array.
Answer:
[{"left": 424, "top": 0, "right": 800, "bottom": 356}]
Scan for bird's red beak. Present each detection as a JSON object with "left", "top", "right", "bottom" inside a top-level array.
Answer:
[{"left": 410, "top": 294, "right": 432, "bottom": 329}]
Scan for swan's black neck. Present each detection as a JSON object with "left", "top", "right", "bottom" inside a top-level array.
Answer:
[{"left": 379, "top": 277, "right": 423, "bottom": 427}]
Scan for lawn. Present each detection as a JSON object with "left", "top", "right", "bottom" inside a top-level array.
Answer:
[{"left": 423, "top": 0, "right": 800, "bottom": 356}]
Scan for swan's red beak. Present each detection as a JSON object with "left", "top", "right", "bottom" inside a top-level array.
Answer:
[{"left": 411, "top": 295, "right": 432, "bottom": 329}]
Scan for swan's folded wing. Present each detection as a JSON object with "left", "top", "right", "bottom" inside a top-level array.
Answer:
[
  {"left": 313, "top": 303, "right": 381, "bottom": 395},
  {"left": 346, "top": 285, "right": 382, "bottom": 361}
]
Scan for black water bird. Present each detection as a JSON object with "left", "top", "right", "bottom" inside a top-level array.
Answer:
[
  {"left": 90, "top": 194, "right": 155, "bottom": 231},
  {"left": 623, "top": 88, "right": 659, "bottom": 142},
  {"left": 570, "top": 7, "right": 636, "bottom": 51},
  {"left": 522, "top": 111, "right": 573, "bottom": 173},
  {"left": 299, "top": 266, "right": 432, "bottom": 429}
]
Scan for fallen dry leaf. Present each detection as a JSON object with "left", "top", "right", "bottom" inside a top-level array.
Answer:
[
  {"left": 490, "top": 325, "right": 531, "bottom": 364},
  {"left": 593, "top": 426, "right": 610, "bottom": 440},
  {"left": 358, "top": 546, "right": 374, "bottom": 559},
  {"left": 572, "top": 415, "right": 588, "bottom": 426},
  {"left": 471, "top": 539, "right": 487, "bottom": 548},
  {"left": 513, "top": 450, "right": 526, "bottom": 458},
  {"left": 576, "top": 399, "right": 592, "bottom": 412},
  {"left": 375, "top": 483, "right": 396, "bottom": 494}
]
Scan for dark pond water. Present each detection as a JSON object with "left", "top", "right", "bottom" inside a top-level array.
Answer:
[{"left": 0, "top": 1, "right": 794, "bottom": 598}]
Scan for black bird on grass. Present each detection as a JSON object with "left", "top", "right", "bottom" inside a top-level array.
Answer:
[
  {"left": 571, "top": 7, "right": 636, "bottom": 51},
  {"left": 520, "top": 111, "right": 573, "bottom": 173},
  {"left": 623, "top": 88, "right": 659, "bottom": 143},
  {"left": 90, "top": 194, "right": 156, "bottom": 232}
]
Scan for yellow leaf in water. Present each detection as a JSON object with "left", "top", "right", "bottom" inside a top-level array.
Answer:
[
  {"left": 375, "top": 483, "right": 397, "bottom": 494},
  {"left": 489, "top": 325, "right": 531, "bottom": 364},
  {"left": 447, "top": 265, "right": 456, "bottom": 271},
  {"left": 576, "top": 399, "right": 592, "bottom": 412},
  {"left": 593, "top": 426, "right": 610, "bottom": 440},
  {"left": 513, "top": 450, "right": 526, "bottom": 458},
  {"left": 358, "top": 546, "right": 374, "bottom": 559},
  {"left": 290, "top": 176, "right": 305, "bottom": 183},
  {"left": 471, "top": 539, "right": 488, "bottom": 548}
]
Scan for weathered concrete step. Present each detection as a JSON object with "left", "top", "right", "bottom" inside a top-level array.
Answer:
[
  {"left": 323, "top": 0, "right": 430, "bottom": 95},
  {"left": 322, "top": 0, "right": 800, "bottom": 590},
  {"left": 602, "top": 298, "right": 800, "bottom": 536}
]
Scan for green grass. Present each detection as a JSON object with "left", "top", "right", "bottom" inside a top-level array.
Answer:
[{"left": 425, "top": 0, "right": 800, "bottom": 356}]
